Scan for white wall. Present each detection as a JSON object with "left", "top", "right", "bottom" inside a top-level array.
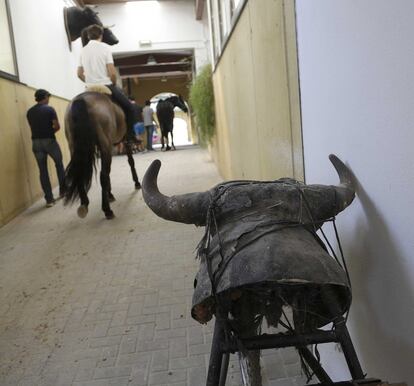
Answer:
[
  {"left": 9, "top": 0, "right": 84, "bottom": 99},
  {"left": 95, "top": 0, "right": 210, "bottom": 72},
  {"left": 8, "top": 0, "right": 210, "bottom": 99},
  {"left": 296, "top": 1, "right": 414, "bottom": 384}
]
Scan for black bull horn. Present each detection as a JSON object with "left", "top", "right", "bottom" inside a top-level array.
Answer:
[
  {"left": 142, "top": 159, "right": 210, "bottom": 226},
  {"left": 142, "top": 154, "right": 355, "bottom": 226},
  {"left": 142, "top": 155, "right": 356, "bottom": 328}
]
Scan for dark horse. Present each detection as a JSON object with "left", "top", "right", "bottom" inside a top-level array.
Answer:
[
  {"left": 156, "top": 95, "right": 188, "bottom": 151},
  {"left": 64, "top": 90, "right": 140, "bottom": 219}
]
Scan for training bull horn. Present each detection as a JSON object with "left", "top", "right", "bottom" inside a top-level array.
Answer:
[
  {"left": 142, "top": 160, "right": 210, "bottom": 226},
  {"left": 142, "top": 155, "right": 355, "bottom": 225},
  {"left": 329, "top": 154, "right": 355, "bottom": 211}
]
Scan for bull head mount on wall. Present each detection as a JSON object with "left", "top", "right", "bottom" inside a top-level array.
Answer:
[
  {"left": 142, "top": 154, "right": 356, "bottom": 332},
  {"left": 63, "top": 6, "right": 119, "bottom": 50}
]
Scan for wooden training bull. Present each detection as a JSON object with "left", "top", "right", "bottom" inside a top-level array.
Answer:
[{"left": 141, "top": 155, "right": 375, "bottom": 385}]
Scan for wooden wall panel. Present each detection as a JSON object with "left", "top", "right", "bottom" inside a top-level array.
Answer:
[
  {"left": 0, "top": 81, "right": 33, "bottom": 225},
  {"left": 0, "top": 79, "right": 70, "bottom": 227},
  {"left": 283, "top": 0, "right": 304, "bottom": 181},
  {"left": 227, "top": 10, "right": 261, "bottom": 179},
  {"left": 211, "top": 73, "right": 232, "bottom": 178},
  {"left": 211, "top": 9, "right": 261, "bottom": 179},
  {"left": 250, "top": 0, "right": 294, "bottom": 179},
  {"left": 210, "top": 0, "right": 303, "bottom": 181}
]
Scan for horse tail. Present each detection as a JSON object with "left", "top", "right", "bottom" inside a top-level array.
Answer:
[{"left": 64, "top": 98, "right": 97, "bottom": 204}]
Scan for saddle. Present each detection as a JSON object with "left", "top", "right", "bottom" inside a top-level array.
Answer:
[
  {"left": 85, "top": 84, "right": 124, "bottom": 118},
  {"left": 85, "top": 84, "right": 112, "bottom": 95},
  {"left": 85, "top": 85, "right": 134, "bottom": 143}
]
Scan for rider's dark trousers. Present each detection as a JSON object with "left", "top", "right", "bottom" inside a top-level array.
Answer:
[
  {"left": 145, "top": 125, "right": 155, "bottom": 150},
  {"left": 107, "top": 84, "right": 135, "bottom": 140},
  {"left": 32, "top": 138, "right": 65, "bottom": 203}
]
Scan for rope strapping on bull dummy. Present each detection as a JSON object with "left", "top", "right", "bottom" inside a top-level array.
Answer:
[
  {"left": 196, "top": 179, "right": 352, "bottom": 379},
  {"left": 197, "top": 180, "right": 351, "bottom": 288}
]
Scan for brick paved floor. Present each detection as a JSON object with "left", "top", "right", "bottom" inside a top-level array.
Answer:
[{"left": 0, "top": 146, "right": 306, "bottom": 386}]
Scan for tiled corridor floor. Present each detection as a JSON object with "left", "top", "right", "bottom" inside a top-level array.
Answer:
[{"left": 0, "top": 146, "right": 305, "bottom": 386}]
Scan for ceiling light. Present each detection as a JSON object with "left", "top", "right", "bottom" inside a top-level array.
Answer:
[
  {"left": 139, "top": 40, "right": 152, "bottom": 47},
  {"left": 147, "top": 55, "right": 157, "bottom": 65}
]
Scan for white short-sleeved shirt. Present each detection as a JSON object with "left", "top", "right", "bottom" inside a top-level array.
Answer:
[
  {"left": 143, "top": 106, "right": 154, "bottom": 126},
  {"left": 79, "top": 40, "right": 114, "bottom": 85}
]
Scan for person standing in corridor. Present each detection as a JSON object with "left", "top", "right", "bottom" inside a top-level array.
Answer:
[
  {"left": 143, "top": 100, "right": 157, "bottom": 151},
  {"left": 26, "top": 89, "right": 66, "bottom": 207}
]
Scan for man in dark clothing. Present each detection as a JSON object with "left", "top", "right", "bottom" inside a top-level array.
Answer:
[
  {"left": 26, "top": 89, "right": 65, "bottom": 207},
  {"left": 129, "top": 96, "right": 143, "bottom": 124},
  {"left": 128, "top": 96, "right": 145, "bottom": 151}
]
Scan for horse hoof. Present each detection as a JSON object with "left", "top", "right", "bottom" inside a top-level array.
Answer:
[
  {"left": 135, "top": 182, "right": 141, "bottom": 190},
  {"left": 166, "top": 146, "right": 171, "bottom": 151},
  {"left": 77, "top": 205, "right": 88, "bottom": 218},
  {"left": 105, "top": 211, "right": 115, "bottom": 220},
  {"left": 109, "top": 195, "right": 116, "bottom": 203}
]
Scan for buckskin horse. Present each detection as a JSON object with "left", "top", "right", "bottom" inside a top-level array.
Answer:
[
  {"left": 64, "top": 89, "right": 141, "bottom": 219},
  {"left": 156, "top": 95, "right": 188, "bottom": 151}
]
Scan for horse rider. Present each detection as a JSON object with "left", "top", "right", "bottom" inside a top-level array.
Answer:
[
  {"left": 77, "top": 24, "right": 135, "bottom": 141},
  {"left": 26, "top": 89, "right": 66, "bottom": 207}
]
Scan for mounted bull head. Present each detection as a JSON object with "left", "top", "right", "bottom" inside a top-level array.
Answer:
[
  {"left": 63, "top": 6, "right": 119, "bottom": 50},
  {"left": 142, "top": 155, "right": 356, "bottom": 331},
  {"left": 81, "top": 27, "right": 119, "bottom": 47}
]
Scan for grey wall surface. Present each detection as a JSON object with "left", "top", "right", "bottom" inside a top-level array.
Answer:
[{"left": 296, "top": 1, "right": 414, "bottom": 384}]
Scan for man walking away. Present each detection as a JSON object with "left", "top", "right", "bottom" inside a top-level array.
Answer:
[
  {"left": 143, "top": 100, "right": 157, "bottom": 151},
  {"left": 26, "top": 89, "right": 65, "bottom": 207},
  {"left": 129, "top": 96, "right": 145, "bottom": 152}
]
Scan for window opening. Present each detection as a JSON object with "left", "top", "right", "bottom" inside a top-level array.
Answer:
[{"left": 0, "top": 0, "right": 18, "bottom": 80}]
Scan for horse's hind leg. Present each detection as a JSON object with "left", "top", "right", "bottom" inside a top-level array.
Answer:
[
  {"left": 124, "top": 142, "right": 141, "bottom": 189},
  {"left": 170, "top": 131, "right": 176, "bottom": 150},
  {"left": 160, "top": 129, "right": 165, "bottom": 150},
  {"left": 108, "top": 176, "right": 115, "bottom": 203},
  {"left": 100, "top": 153, "right": 115, "bottom": 219},
  {"left": 165, "top": 130, "right": 171, "bottom": 151},
  {"left": 77, "top": 186, "right": 89, "bottom": 218}
]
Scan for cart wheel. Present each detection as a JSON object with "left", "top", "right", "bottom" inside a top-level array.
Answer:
[{"left": 238, "top": 349, "right": 262, "bottom": 386}]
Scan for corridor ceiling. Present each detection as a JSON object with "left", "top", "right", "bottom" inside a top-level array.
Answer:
[
  {"left": 75, "top": 0, "right": 205, "bottom": 20},
  {"left": 82, "top": 0, "right": 193, "bottom": 3},
  {"left": 114, "top": 50, "right": 193, "bottom": 80}
]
